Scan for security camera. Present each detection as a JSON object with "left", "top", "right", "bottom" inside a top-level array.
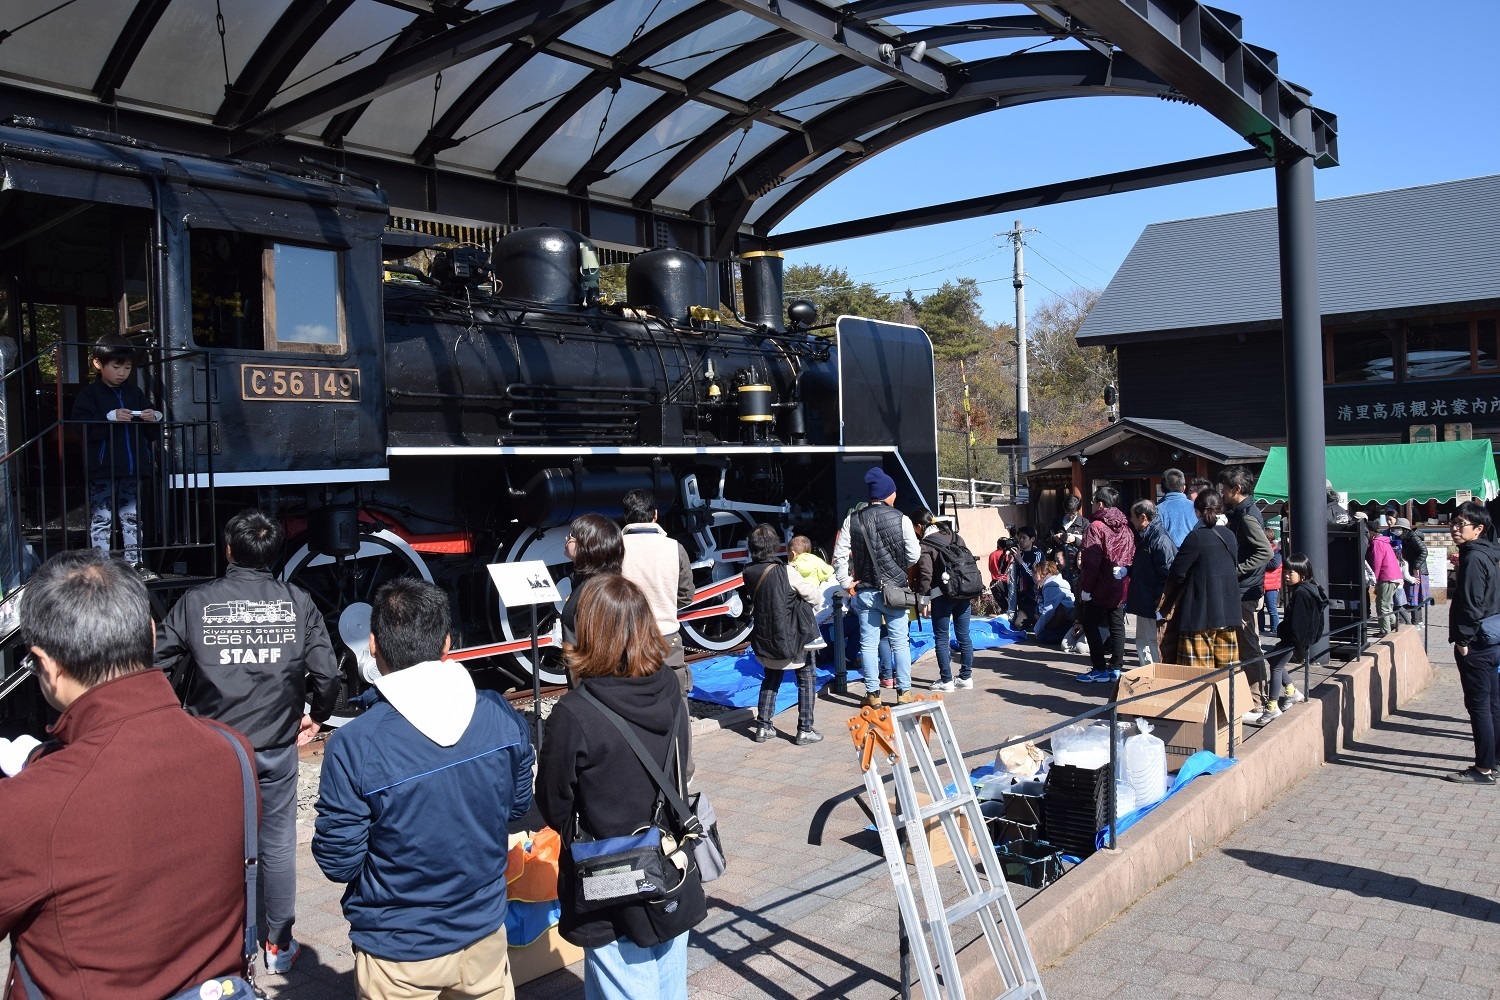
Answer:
[{"left": 1075, "top": 453, "right": 1089, "bottom": 466}]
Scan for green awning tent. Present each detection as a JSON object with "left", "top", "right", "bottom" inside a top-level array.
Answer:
[{"left": 1255, "top": 440, "right": 1500, "bottom": 504}]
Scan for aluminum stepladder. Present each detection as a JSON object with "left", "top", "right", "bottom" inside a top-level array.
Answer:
[{"left": 849, "top": 697, "right": 1046, "bottom": 1000}]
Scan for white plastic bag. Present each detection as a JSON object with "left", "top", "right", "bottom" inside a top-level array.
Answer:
[{"left": 1124, "top": 718, "right": 1168, "bottom": 806}]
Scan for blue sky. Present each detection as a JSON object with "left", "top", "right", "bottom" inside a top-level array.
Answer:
[{"left": 776, "top": 1, "right": 1500, "bottom": 323}]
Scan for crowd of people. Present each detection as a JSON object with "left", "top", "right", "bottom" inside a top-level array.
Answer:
[{"left": 6, "top": 455, "right": 1494, "bottom": 1000}]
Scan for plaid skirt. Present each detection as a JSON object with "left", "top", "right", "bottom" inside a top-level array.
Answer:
[{"left": 1179, "top": 628, "right": 1238, "bottom": 669}]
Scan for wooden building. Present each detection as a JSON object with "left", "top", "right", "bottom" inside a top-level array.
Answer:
[{"left": 1076, "top": 175, "right": 1500, "bottom": 450}]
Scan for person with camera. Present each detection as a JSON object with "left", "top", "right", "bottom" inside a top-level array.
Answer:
[{"left": 2, "top": 552, "right": 253, "bottom": 999}]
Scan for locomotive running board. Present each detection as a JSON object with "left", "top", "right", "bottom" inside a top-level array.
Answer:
[
  {"left": 445, "top": 635, "right": 556, "bottom": 663},
  {"left": 387, "top": 445, "right": 896, "bottom": 456}
]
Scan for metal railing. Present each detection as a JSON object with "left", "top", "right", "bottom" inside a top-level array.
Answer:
[{"left": 1, "top": 341, "right": 217, "bottom": 594}]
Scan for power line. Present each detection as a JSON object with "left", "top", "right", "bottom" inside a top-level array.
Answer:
[{"left": 1031, "top": 231, "right": 1112, "bottom": 280}]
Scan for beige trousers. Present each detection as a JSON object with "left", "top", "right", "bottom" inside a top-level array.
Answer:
[{"left": 355, "top": 923, "right": 514, "bottom": 1000}]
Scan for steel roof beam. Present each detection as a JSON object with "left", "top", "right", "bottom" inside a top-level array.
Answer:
[
  {"left": 215, "top": 1, "right": 356, "bottom": 128},
  {"left": 322, "top": 8, "right": 468, "bottom": 147},
  {"left": 231, "top": 0, "right": 612, "bottom": 142},
  {"left": 704, "top": 48, "right": 1169, "bottom": 255},
  {"left": 719, "top": 0, "right": 951, "bottom": 95},
  {"left": 565, "top": 32, "right": 802, "bottom": 194},
  {"left": 492, "top": 2, "right": 756, "bottom": 182},
  {"left": 763, "top": 148, "right": 1269, "bottom": 248},
  {"left": 1046, "top": 0, "right": 1337, "bottom": 164},
  {"left": 629, "top": 54, "right": 865, "bottom": 208},
  {"left": 898, "top": 15, "right": 1083, "bottom": 48},
  {"left": 93, "top": 0, "right": 175, "bottom": 101}
]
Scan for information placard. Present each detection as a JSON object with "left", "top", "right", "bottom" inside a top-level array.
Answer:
[{"left": 487, "top": 560, "right": 562, "bottom": 608}]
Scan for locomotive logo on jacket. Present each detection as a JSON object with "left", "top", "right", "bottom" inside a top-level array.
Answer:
[
  {"left": 202, "top": 600, "right": 297, "bottom": 625},
  {"left": 201, "top": 600, "right": 299, "bottom": 664}
]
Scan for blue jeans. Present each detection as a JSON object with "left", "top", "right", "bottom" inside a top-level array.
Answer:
[
  {"left": 930, "top": 595, "right": 973, "bottom": 682},
  {"left": 1264, "top": 589, "right": 1280, "bottom": 632},
  {"left": 256, "top": 744, "right": 299, "bottom": 949},
  {"left": 584, "top": 931, "right": 688, "bottom": 1000},
  {"left": 854, "top": 588, "right": 912, "bottom": 693}
]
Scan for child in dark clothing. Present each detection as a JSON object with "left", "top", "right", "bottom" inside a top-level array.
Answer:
[
  {"left": 70, "top": 335, "right": 161, "bottom": 569},
  {"left": 1257, "top": 551, "right": 1328, "bottom": 723}
]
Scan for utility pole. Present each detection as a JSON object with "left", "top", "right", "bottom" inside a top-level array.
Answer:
[{"left": 1005, "top": 221, "right": 1030, "bottom": 477}]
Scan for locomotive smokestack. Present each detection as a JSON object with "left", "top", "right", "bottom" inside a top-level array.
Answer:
[{"left": 739, "top": 251, "right": 785, "bottom": 332}]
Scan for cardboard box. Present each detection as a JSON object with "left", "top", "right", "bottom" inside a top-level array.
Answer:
[
  {"left": 889, "top": 790, "right": 979, "bottom": 866},
  {"left": 1112, "top": 662, "right": 1254, "bottom": 758},
  {"left": 509, "top": 924, "right": 585, "bottom": 986}
]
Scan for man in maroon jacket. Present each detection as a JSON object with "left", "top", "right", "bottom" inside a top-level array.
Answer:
[
  {"left": 0, "top": 551, "right": 252, "bottom": 999},
  {"left": 1076, "top": 486, "right": 1137, "bottom": 683}
]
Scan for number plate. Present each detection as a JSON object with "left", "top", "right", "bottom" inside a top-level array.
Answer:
[{"left": 241, "top": 365, "right": 360, "bottom": 403}]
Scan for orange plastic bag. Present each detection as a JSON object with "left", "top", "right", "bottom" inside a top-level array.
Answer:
[{"left": 506, "top": 827, "right": 562, "bottom": 903}]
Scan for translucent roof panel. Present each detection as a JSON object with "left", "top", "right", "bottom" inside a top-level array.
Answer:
[
  {"left": 274, "top": 1, "right": 412, "bottom": 106},
  {"left": 122, "top": 0, "right": 297, "bottom": 115},
  {"left": 587, "top": 101, "right": 728, "bottom": 201},
  {"left": 561, "top": 0, "right": 701, "bottom": 56},
  {"left": 641, "top": 12, "right": 776, "bottom": 80},
  {"left": 715, "top": 41, "right": 836, "bottom": 101},
  {"left": 518, "top": 81, "right": 662, "bottom": 186},
  {"left": 743, "top": 146, "right": 845, "bottom": 225},
  {"left": 434, "top": 56, "right": 593, "bottom": 174},
  {"left": 0, "top": 0, "right": 136, "bottom": 93},
  {"left": 657, "top": 121, "right": 783, "bottom": 210},
  {"left": 342, "top": 53, "right": 499, "bottom": 155},
  {"left": 774, "top": 67, "right": 888, "bottom": 123}
]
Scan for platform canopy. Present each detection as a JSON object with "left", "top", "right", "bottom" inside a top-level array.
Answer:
[
  {"left": 1255, "top": 441, "right": 1500, "bottom": 506},
  {"left": 0, "top": 0, "right": 1337, "bottom": 257}
]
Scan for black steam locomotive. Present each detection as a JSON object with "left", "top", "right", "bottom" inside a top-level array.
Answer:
[{"left": 0, "top": 119, "right": 937, "bottom": 700}]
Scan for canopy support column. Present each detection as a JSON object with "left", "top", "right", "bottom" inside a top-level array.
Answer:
[{"left": 1277, "top": 101, "right": 1328, "bottom": 587}]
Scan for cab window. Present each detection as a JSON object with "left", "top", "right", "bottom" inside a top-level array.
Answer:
[{"left": 190, "top": 230, "right": 345, "bottom": 354}]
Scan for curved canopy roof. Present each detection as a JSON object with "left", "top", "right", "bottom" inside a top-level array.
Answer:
[{"left": 0, "top": 0, "right": 1337, "bottom": 256}]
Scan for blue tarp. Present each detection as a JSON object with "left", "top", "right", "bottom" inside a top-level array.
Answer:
[{"left": 687, "top": 614, "right": 1025, "bottom": 713}]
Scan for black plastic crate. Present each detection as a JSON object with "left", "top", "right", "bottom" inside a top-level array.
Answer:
[{"left": 996, "top": 840, "right": 1070, "bottom": 888}]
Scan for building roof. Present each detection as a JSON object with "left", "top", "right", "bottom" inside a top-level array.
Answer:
[
  {"left": 1031, "top": 417, "right": 1266, "bottom": 472},
  {"left": 1077, "top": 174, "right": 1500, "bottom": 344},
  {"left": 0, "top": 1, "right": 1337, "bottom": 259}
]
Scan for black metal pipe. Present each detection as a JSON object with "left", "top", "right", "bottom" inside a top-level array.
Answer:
[
  {"left": 1276, "top": 101, "right": 1329, "bottom": 643},
  {"left": 1107, "top": 702, "right": 1119, "bottom": 850},
  {"left": 831, "top": 588, "right": 847, "bottom": 696},
  {"left": 1228, "top": 659, "right": 1237, "bottom": 758}
]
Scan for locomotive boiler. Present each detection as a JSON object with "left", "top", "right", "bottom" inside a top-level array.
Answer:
[{"left": 0, "top": 119, "right": 937, "bottom": 707}]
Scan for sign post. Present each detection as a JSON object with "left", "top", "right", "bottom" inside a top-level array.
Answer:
[{"left": 487, "top": 561, "right": 562, "bottom": 752}]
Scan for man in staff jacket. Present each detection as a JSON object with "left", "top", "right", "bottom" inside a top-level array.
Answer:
[{"left": 155, "top": 506, "right": 340, "bottom": 974}]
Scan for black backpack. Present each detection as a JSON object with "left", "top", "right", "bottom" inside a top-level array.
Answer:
[{"left": 926, "top": 531, "right": 985, "bottom": 600}]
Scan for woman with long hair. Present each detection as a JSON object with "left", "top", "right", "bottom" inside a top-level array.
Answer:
[
  {"left": 536, "top": 575, "right": 706, "bottom": 998},
  {"left": 1165, "top": 490, "right": 1242, "bottom": 672},
  {"left": 559, "top": 513, "right": 625, "bottom": 645}
]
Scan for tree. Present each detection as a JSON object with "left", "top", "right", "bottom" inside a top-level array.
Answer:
[
  {"left": 780, "top": 263, "right": 899, "bottom": 324},
  {"left": 1026, "top": 287, "right": 1115, "bottom": 443}
]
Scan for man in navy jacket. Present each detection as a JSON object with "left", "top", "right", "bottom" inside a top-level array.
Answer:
[{"left": 314, "top": 578, "right": 535, "bottom": 998}]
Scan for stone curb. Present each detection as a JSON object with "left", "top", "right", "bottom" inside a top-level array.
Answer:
[{"left": 955, "top": 626, "right": 1434, "bottom": 988}]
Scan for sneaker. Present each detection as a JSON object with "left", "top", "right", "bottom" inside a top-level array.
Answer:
[
  {"left": 1283, "top": 686, "right": 1306, "bottom": 705},
  {"left": 896, "top": 689, "right": 916, "bottom": 704},
  {"left": 132, "top": 562, "right": 161, "bottom": 583},
  {"left": 1060, "top": 639, "right": 1076, "bottom": 654},
  {"left": 1254, "top": 704, "right": 1282, "bottom": 725},
  {"left": 794, "top": 729, "right": 824, "bottom": 746},
  {"left": 880, "top": 677, "right": 896, "bottom": 689},
  {"left": 264, "top": 939, "right": 300, "bottom": 974},
  {"left": 1445, "top": 766, "right": 1497, "bottom": 784},
  {"left": 1075, "top": 670, "right": 1111, "bottom": 683},
  {"left": 931, "top": 680, "right": 955, "bottom": 693},
  {"left": 750, "top": 723, "right": 775, "bottom": 743},
  {"left": 863, "top": 692, "right": 882, "bottom": 709},
  {"left": 1240, "top": 709, "right": 1266, "bottom": 724},
  {"left": 954, "top": 676, "right": 974, "bottom": 690},
  {"left": 804, "top": 635, "right": 828, "bottom": 651}
]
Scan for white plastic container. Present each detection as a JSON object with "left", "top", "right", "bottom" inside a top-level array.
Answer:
[
  {"left": 1113, "top": 778, "right": 1137, "bottom": 819},
  {"left": 1123, "top": 718, "right": 1168, "bottom": 807}
]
